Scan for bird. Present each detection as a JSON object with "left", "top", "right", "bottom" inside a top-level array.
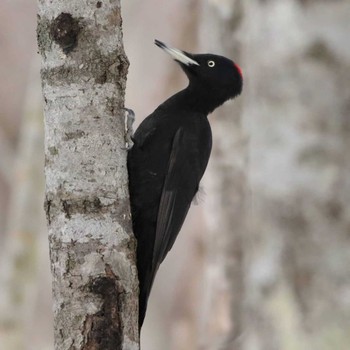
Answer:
[{"left": 127, "top": 39, "right": 243, "bottom": 329}]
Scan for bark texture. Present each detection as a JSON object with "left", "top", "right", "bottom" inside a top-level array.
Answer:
[{"left": 37, "top": 1, "right": 139, "bottom": 349}]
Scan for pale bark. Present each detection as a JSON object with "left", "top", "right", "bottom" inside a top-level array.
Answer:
[{"left": 37, "top": 1, "right": 138, "bottom": 349}]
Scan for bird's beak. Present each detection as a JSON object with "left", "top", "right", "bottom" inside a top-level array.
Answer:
[{"left": 155, "top": 39, "right": 199, "bottom": 66}]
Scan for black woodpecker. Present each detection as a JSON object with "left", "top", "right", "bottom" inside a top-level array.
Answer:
[{"left": 127, "top": 40, "right": 243, "bottom": 328}]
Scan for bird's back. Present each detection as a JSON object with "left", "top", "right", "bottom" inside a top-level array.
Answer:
[{"left": 127, "top": 104, "right": 212, "bottom": 327}]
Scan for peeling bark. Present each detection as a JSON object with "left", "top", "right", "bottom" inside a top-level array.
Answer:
[{"left": 37, "top": 1, "right": 139, "bottom": 349}]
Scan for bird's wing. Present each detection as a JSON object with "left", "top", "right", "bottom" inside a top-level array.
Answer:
[{"left": 152, "top": 127, "right": 199, "bottom": 274}]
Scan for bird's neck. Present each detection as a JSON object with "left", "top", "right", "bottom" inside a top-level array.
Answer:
[{"left": 163, "top": 86, "right": 225, "bottom": 115}]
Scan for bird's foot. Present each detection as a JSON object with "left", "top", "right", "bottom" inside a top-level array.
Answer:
[{"left": 122, "top": 108, "right": 135, "bottom": 150}]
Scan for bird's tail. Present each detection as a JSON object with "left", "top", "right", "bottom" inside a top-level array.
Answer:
[
  {"left": 138, "top": 285, "right": 149, "bottom": 330},
  {"left": 138, "top": 264, "right": 159, "bottom": 330}
]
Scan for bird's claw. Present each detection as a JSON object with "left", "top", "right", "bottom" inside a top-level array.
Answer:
[{"left": 122, "top": 108, "right": 135, "bottom": 150}]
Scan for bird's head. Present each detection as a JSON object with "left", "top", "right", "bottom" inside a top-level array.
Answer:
[{"left": 155, "top": 39, "right": 243, "bottom": 113}]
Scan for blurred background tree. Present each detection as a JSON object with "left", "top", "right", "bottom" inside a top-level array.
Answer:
[{"left": 0, "top": 0, "right": 349, "bottom": 349}]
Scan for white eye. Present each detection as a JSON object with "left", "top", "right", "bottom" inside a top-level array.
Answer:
[{"left": 208, "top": 60, "right": 215, "bottom": 67}]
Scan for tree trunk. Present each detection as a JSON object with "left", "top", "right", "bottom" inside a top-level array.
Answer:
[{"left": 37, "top": 1, "right": 139, "bottom": 349}]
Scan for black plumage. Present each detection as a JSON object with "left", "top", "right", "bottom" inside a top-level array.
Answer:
[{"left": 127, "top": 40, "right": 243, "bottom": 328}]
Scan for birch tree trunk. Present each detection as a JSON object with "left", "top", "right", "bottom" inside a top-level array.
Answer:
[{"left": 37, "top": 1, "right": 139, "bottom": 349}]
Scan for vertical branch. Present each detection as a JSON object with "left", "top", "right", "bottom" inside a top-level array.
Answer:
[{"left": 37, "top": 1, "right": 139, "bottom": 349}]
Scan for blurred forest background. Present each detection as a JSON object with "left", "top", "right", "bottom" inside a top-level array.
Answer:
[{"left": 0, "top": 0, "right": 350, "bottom": 349}]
